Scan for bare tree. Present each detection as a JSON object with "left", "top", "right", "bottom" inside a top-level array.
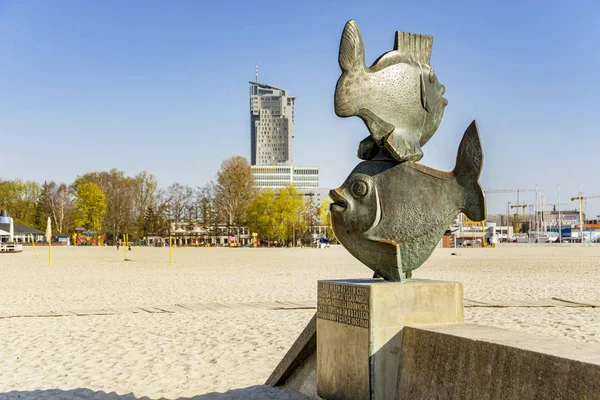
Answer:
[
  {"left": 133, "top": 171, "right": 158, "bottom": 238},
  {"left": 214, "top": 156, "right": 257, "bottom": 241},
  {"left": 196, "top": 183, "right": 218, "bottom": 243},
  {"left": 133, "top": 172, "right": 158, "bottom": 217},
  {"left": 161, "top": 183, "right": 194, "bottom": 234},
  {"left": 41, "top": 181, "right": 74, "bottom": 234}
]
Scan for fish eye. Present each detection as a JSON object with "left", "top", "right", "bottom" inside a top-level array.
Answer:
[
  {"left": 351, "top": 180, "right": 368, "bottom": 198},
  {"left": 429, "top": 68, "right": 435, "bottom": 83}
]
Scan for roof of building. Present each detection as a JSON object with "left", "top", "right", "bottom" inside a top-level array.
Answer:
[
  {"left": 0, "top": 221, "right": 44, "bottom": 235},
  {"left": 248, "top": 81, "right": 287, "bottom": 91}
]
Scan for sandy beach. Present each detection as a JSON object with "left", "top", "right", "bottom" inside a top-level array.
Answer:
[{"left": 1, "top": 245, "right": 599, "bottom": 399}]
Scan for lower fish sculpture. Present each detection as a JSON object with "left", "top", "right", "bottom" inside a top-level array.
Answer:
[{"left": 329, "top": 121, "right": 485, "bottom": 281}]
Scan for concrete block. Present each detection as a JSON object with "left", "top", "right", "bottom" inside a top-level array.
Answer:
[
  {"left": 316, "top": 279, "right": 463, "bottom": 400},
  {"left": 397, "top": 323, "right": 600, "bottom": 400}
]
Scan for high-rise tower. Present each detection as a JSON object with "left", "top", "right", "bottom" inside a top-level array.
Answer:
[{"left": 249, "top": 82, "right": 295, "bottom": 166}]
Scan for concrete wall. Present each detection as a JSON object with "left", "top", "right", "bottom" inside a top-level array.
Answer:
[
  {"left": 269, "top": 320, "right": 600, "bottom": 400},
  {"left": 266, "top": 314, "right": 318, "bottom": 400},
  {"left": 398, "top": 323, "right": 600, "bottom": 400}
]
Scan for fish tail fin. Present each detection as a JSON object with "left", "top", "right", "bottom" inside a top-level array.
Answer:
[
  {"left": 339, "top": 20, "right": 365, "bottom": 74},
  {"left": 453, "top": 120, "right": 486, "bottom": 221}
]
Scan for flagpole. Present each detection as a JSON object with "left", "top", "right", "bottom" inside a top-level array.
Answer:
[
  {"left": 46, "top": 217, "right": 52, "bottom": 266},
  {"left": 558, "top": 184, "right": 562, "bottom": 245},
  {"left": 30, "top": 234, "right": 38, "bottom": 259}
]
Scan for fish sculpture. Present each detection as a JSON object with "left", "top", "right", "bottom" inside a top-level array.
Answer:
[
  {"left": 329, "top": 121, "right": 485, "bottom": 281},
  {"left": 334, "top": 20, "right": 448, "bottom": 163}
]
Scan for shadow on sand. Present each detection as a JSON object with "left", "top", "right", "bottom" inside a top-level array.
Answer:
[{"left": 0, "top": 385, "right": 309, "bottom": 399}]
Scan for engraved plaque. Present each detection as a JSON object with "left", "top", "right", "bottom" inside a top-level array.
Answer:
[{"left": 317, "top": 282, "right": 370, "bottom": 328}]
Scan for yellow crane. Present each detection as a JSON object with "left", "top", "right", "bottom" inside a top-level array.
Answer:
[
  {"left": 510, "top": 204, "right": 531, "bottom": 225},
  {"left": 570, "top": 193, "right": 600, "bottom": 242}
]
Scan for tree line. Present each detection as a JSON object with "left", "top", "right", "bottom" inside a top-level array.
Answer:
[{"left": 0, "top": 156, "right": 332, "bottom": 245}]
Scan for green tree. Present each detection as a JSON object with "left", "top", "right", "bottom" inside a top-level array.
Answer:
[
  {"left": 319, "top": 199, "right": 334, "bottom": 238},
  {"left": 273, "top": 185, "right": 306, "bottom": 245},
  {"left": 73, "top": 182, "right": 107, "bottom": 233},
  {"left": 73, "top": 169, "right": 137, "bottom": 241},
  {"left": 0, "top": 179, "right": 42, "bottom": 227},
  {"left": 247, "top": 189, "right": 277, "bottom": 240},
  {"left": 247, "top": 185, "right": 306, "bottom": 245}
]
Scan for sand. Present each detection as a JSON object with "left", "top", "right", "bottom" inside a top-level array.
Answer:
[{"left": 0, "top": 245, "right": 599, "bottom": 399}]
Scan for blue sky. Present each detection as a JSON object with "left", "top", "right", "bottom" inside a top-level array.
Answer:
[{"left": 1, "top": 0, "right": 599, "bottom": 217}]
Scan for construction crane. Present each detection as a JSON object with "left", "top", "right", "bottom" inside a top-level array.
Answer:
[
  {"left": 483, "top": 188, "right": 537, "bottom": 206},
  {"left": 484, "top": 188, "right": 539, "bottom": 231},
  {"left": 510, "top": 204, "right": 531, "bottom": 224},
  {"left": 570, "top": 192, "right": 600, "bottom": 242},
  {"left": 570, "top": 193, "right": 600, "bottom": 222}
]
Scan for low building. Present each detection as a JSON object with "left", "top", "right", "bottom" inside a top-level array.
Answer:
[
  {"left": 251, "top": 165, "right": 331, "bottom": 207},
  {"left": 542, "top": 210, "right": 580, "bottom": 228},
  {"left": 252, "top": 165, "right": 319, "bottom": 189},
  {"left": 494, "top": 225, "right": 514, "bottom": 243},
  {"left": 145, "top": 223, "right": 251, "bottom": 247},
  {"left": 449, "top": 216, "right": 497, "bottom": 247},
  {"left": 0, "top": 211, "right": 44, "bottom": 243}
]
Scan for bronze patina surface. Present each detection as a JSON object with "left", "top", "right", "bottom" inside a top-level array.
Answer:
[
  {"left": 331, "top": 20, "right": 486, "bottom": 281},
  {"left": 334, "top": 20, "right": 447, "bottom": 163}
]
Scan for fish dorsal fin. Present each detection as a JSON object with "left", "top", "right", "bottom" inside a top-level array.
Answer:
[
  {"left": 371, "top": 31, "right": 433, "bottom": 72},
  {"left": 394, "top": 31, "right": 433, "bottom": 64},
  {"left": 339, "top": 20, "right": 365, "bottom": 73}
]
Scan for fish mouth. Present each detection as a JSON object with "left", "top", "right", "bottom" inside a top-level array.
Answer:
[
  {"left": 334, "top": 96, "right": 355, "bottom": 117},
  {"left": 329, "top": 189, "right": 347, "bottom": 212}
]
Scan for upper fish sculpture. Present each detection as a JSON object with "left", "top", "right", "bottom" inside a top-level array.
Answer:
[
  {"left": 330, "top": 121, "right": 485, "bottom": 281},
  {"left": 330, "top": 20, "right": 486, "bottom": 281},
  {"left": 334, "top": 20, "right": 448, "bottom": 163}
]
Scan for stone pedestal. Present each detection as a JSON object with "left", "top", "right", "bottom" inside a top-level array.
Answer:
[{"left": 316, "top": 279, "right": 463, "bottom": 400}]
